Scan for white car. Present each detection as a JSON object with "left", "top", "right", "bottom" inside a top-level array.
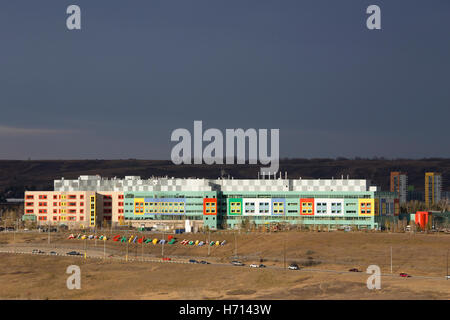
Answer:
[{"left": 249, "top": 264, "right": 259, "bottom": 268}]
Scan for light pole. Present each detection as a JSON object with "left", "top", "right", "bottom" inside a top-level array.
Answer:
[
  {"left": 161, "top": 230, "right": 165, "bottom": 258},
  {"left": 390, "top": 246, "right": 393, "bottom": 274},
  {"left": 48, "top": 221, "right": 50, "bottom": 246},
  {"left": 234, "top": 231, "right": 237, "bottom": 257},
  {"left": 207, "top": 230, "right": 210, "bottom": 257},
  {"left": 447, "top": 249, "right": 449, "bottom": 279}
]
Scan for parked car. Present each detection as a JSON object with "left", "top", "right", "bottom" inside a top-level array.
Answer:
[
  {"left": 49, "top": 251, "right": 57, "bottom": 255},
  {"left": 249, "top": 264, "right": 259, "bottom": 268},
  {"left": 189, "top": 259, "right": 198, "bottom": 263},
  {"left": 349, "top": 268, "right": 361, "bottom": 272},
  {"left": 162, "top": 257, "right": 171, "bottom": 261},
  {"left": 288, "top": 264, "right": 300, "bottom": 270},
  {"left": 38, "top": 250, "right": 45, "bottom": 254},
  {"left": 399, "top": 272, "right": 411, "bottom": 278},
  {"left": 66, "top": 251, "right": 82, "bottom": 256},
  {"left": 231, "top": 261, "right": 244, "bottom": 266},
  {"left": 199, "top": 261, "right": 210, "bottom": 264},
  {"left": 32, "top": 249, "right": 39, "bottom": 254},
  {"left": 259, "top": 264, "right": 266, "bottom": 268},
  {"left": 445, "top": 275, "right": 450, "bottom": 279}
]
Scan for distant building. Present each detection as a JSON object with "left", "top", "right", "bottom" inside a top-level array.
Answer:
[
  {"left": 390, "top": 172, "right": 408, "bottom": 204},
  {"left": 425, "top": 172, "right": 442, "bottom": 207}
]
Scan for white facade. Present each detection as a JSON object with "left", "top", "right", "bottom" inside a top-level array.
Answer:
[{"left": 54, "top": 175, "right": 374, "bottom": 193}]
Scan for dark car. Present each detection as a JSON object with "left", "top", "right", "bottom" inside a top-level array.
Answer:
[
  {"left": 259, "top": 264, "right": 266, "bottom": 268},
  {"left": 399, "top": 272, "right": 411, "bottom": 278},
  {"left": 288, "top": 264, "right": 300, "bottom": 270},
  {"left": 349, "top": 268, "right": 361, "bottom": 272},
  {"left": 200, "top": 261, "right": 210, "bottom": 264},
  {"left": 189, "top": 259, "right": 198, "bottom": 263},
  {"left": 67, "top": 251, "right": 82, "bottom": 256},
  {"left": 32, "top": 249, "right": 39, "bottom": 254},
  {"left": 49, "top": 251, "right": 57, "bottom": 255}
]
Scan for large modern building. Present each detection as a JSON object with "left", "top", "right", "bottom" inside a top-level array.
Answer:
[
  {"left": 425, "top": 172, "right": 442, "bottom": 207},
  {"left": 23, "top": 175, "right": 399, "bottom": 230},
  {"left": 390, "top": 172, "right": 408, "bottom": 204}
]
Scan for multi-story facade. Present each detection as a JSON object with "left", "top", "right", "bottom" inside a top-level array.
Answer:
[
  {"left": 425, "top": 172, "right": 442, "bottom": 207},
  {"left": 23, "top": 175, "right": 399, "bottom": 230},
  {"left": 390, "top": 172, "right": 408, "bottom": 204}
]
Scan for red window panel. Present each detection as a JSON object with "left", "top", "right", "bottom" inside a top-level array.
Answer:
[
  {"left": 53, "top": 202, "right": 58, "bottom": 206},
  {"left": 26, "top": 195, "right": 34, "bottom": 199},
  {"left": 80, "top": 216, "right": 84, "bottom": 221},
  {"left": 118, "top": 202, "right": 124, "bottom": 206},
  {"left": 68, "top": 202, "right": 77, "bottom": 206},
  {"left": 53, "top": 195, "right": 58, "bottom": 199},
  {"left": 53, "top": 216, "right": 58, "bottom": 221},
  {"left": 68, "top": 195, "right": 77, "bottom": 199},
  {"left": 68, "top": 216, "right": 76, "bottom": 221},
  {"left": 38, "top": 216, "right": 47, "bottom": 221},
  {"left": 69, "top": 209, "right": 76, "bottom": 214},
  {"left": 118, "top": 209, "right": 124, "bottom": 213},
  {"left": 79, "top": 202, "right": 84, "bottom": 206},
  {"left": 25, "top": 202, "right": 33, "bottom": 206},
  {"left": 80, "top": 209, "right": 84, "bottom": 214},
  {"left": 26, "top": 209, "right": 34, "bottom": 214},
  {"left": 53, "top": 209, "right": 57, "bottom": 213},
  {"left": 39, "top": 195, "right": 47, "bottom": 199},
  {"left": 118, "top": 195, "right": 124, "bottom": 199},
  {"left": 80, "top": 195, "right": 84, "bottom": 199},
  {"left": 203, "top": 198, "right": 217, "bottom": 215},
  {"left": 38, "top": 202, "right": 47, "bottom": 207},
  {"left": 38, "top": 209, "right": 47, "bottom": 214}
]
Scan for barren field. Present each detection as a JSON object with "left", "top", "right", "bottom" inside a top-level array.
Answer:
[{"left": 0, "top": 231, "right": 449, "bottom": 299}]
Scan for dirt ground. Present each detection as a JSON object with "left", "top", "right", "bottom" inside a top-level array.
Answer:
[{"left": 0, "top": 230, "right": 449, "bottom": 299}]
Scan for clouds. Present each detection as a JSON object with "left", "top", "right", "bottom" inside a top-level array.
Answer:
[{"left": 0, "top": 125, "right": 77, "bottom": 136}]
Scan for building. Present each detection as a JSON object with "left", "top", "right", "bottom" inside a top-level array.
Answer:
[
  {"left": 390, "top": 172, "right": 408, "bottom": 204},
  {"left": 23, "top": 175, "right": 399, "bottom": 230},
  {"left": 425, "top": 172, "right": 442, "bottom": 207}
]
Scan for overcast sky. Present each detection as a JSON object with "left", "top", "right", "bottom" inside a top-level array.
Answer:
[{"left": 0, "top": 0, "right": 449, "bottom": 160}]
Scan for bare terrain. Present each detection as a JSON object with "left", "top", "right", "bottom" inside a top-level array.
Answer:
[{"left": 0, "top": 231, "right": 449, "bottom": 299}]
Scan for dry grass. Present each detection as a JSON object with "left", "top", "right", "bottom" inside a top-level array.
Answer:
[{"left": 1, "top": 231, "right": 450, "bottom": 300}]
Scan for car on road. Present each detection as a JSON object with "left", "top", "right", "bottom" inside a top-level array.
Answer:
[
  {"left": 189, "top": 259, "right": 198, "bottom": 263},
  {"left": 288, "top": 264, "right": 300, "bottom": 270},
  {"left": 49, "top": 251, "right": 57, "bottom": 255},
  {"left": 259, "top": 264, "right": 266, "bottom": 268},
  {"left": 399, "top": 272, "right": 411, "bottom": 278},
  {"left": 32, "top": 249, "right": 39, "bottom": 254},
  {"left": 231, "top": 261, "right": 244, "bottom": 266},
  {"left": 66, "top": 251, "right": 82, "bottom": 256},
  {"left": 162, "top": 257, "right": 171, "bottom": 261},
  {"left": 199, "top": 261, "right": 210, "bottom": 264},
  {"left": 249, "top": 264, "right": 259, "bottom": 268},
  {"left": 446, "top": 275, "right": 450, "bottom": 279},
  {"left": 349, "top": 268, "right": 361, "bottom": 272}
]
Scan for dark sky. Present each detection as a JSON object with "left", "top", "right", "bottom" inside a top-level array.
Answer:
[{"left": 0, "top": 0, "right": 449, "bottom": 160}]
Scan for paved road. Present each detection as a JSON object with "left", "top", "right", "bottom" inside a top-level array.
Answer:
[{"left": 1, "top": 244, "right": 449, "bottom": 282}]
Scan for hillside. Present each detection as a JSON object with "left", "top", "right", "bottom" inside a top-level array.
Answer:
[{"left": 0, "top": 159, "right": 448, "bottom": 198}]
